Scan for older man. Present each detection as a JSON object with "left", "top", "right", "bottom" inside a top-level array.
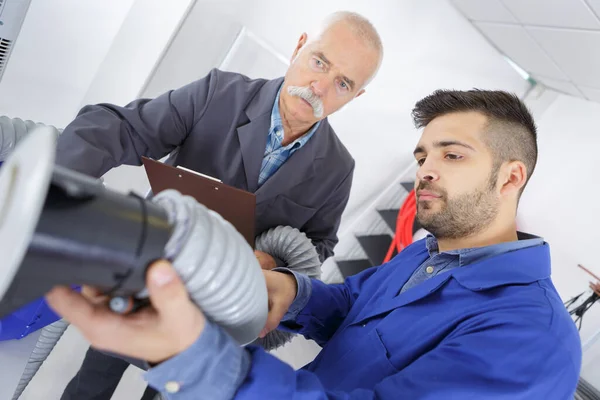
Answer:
[{"left": 56, "top": 11, "right": 383, "bottom": 400}]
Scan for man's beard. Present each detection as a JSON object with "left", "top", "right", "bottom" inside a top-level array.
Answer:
[{"left": 416, "top": 170, "right": 500, "bottom": 240}]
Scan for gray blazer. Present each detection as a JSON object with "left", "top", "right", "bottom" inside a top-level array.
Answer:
[{"left": 55, "top": 69, "right": 355, "bottom": 262}]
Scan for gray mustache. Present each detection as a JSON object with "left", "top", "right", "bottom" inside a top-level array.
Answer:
[{"left": 287, "top": 86, "right": 324, "bottom": 118}]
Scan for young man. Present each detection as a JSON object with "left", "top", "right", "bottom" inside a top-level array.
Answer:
[{"left": 48, "top": 89, "right": 581, "bottom": 399}]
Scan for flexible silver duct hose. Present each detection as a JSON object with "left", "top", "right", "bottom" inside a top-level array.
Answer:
[
  {"left": 155, "top": 189, "right": 268, "bottom": 341},
  {"left": 0, "top": 116, "right": 61, "bottom": 162},
  {"left": 11, "top": 319, "right": 70, "bottom": 400},
  {"left": 254, "top": 226, "right": 321, "bottom": 350},
  {"left": 11, "top": 194, "right": 320, "bottom": 399},
  {"left": 256, "top": 226, "right": 321, "bottom": 281}
]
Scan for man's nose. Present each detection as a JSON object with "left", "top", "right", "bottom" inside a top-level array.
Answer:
[
  {"left": 310, "top": 80, "right": 328, "bottom": 97},
  {"left": 416, "top": 162, "right": 439, "bottom": 183}
]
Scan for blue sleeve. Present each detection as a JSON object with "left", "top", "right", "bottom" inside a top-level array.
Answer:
[
  {"left": 144, "top": 320, "right": 250, "bottom": 400},
  {"left": 232, "top": 318, "right": 580, "bottom": 399},
  {"left": 279, "top": 266, "right": 380, "bottom": 347},
  {"left": 272, "top": 268, "right": 312, "bottom": 322}
]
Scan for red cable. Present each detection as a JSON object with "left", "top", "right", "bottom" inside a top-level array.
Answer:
[
  {"left": 401, "top": 192, "right": 416, "bottom": 248},
  {"left": 383, "top": 189, "right": 416, "bottom": 263},
  {"left": 386, "top": 192, "right": 411, "bottom": 261},
  {"left": 384, "top": 202, "right": 404, "bottom": 262}
]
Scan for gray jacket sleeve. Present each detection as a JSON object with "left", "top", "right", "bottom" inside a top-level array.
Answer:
[
  {"left": 307, "top": 163, "right": 354, "bottom": 262},
  {"left": 55, "top": 69, "right": 219, "bottom": 178}
]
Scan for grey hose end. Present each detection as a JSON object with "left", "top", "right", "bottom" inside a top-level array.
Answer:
[
  {"left": 255, "top": 226, "right": 321, "bottom": 280},
  {"left": 254, "top": 226, "right": 322, "bottom": 351}
]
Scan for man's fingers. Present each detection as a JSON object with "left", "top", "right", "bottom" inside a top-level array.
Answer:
[
  {"left": 46, "top": 286, "right": 97, "bottom": 323},
  {"left": 146, "top": 260, "right": 190, "bottom": 316},
  {"left": 81, "top": 286, "right": 109, "bottom": 304},
  {"left": 46, "top": 286, "right": 135, "bottom": 346}
]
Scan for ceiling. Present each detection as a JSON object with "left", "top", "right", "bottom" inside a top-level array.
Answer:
[{"left": 450, "top": 0, "right": 600, "bottom": 103}]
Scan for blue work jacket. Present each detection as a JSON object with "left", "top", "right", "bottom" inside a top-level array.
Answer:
[{"left": 239, "top": 238, "right": 581, "bottom": 399}]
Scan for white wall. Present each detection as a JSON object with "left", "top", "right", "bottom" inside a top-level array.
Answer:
[
  {"left": 78, "top": 0, "right": 198, "bottom": 196},
  {"left": 517, "top": 91, "right": 600, "bottom": 386},
  {"left": 0, "top": 0, "right": 136, "bottom": 127},
  {"left": 79, "top": 0, "right": 195, "bottom": 107}
]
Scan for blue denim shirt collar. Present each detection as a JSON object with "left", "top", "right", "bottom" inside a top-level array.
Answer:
[{"left": 425, "top": 233, "right": 545, "bottom": 267}]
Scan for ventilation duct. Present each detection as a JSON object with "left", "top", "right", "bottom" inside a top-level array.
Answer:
[{"left": 0, "top": 0, "right": 31, "bottom": 83}]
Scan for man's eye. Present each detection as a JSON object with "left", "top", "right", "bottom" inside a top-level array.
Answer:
[
  {"left": 417, "top": 158, "right": 426, "bottom": 166},
  {"left": 445, "top": 154, "right": 462, "bottom": 161},
  {"left": 314, "top": 58, "right": 323, "bottom": 67}
]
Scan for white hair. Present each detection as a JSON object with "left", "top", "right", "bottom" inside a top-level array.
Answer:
[{"left": 306, "top": 11, "right": 384, "bottom": 85}]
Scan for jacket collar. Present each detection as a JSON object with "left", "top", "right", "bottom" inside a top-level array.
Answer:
[
  {"left": 245, "top": 77, "right": 284, "bottom": 120},
  {"left": 425, "top": 233, "right": 549, "bottom": 290},
  {"left": 352, "top": 236, "right": 551, "bottom": 325},
  {"left": 451, "top": 240, "right": 551, "bottom": 291}
]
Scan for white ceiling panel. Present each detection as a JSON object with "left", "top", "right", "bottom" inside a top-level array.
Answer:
[
  {"left": 528, "top": 27, "right": 600, "bottom": 88},
  {"left": 449, "top": 0, "right": 600, "bottom": 104},
  {"left": 451, "top": 0, "right": 517, "bottom": 23},
  {"left": 502, "top": 0, "right": 600, "bottom": 29},
  {"left": 579, "top": 85, "right": 600, "bottom": 101},
  {"left": 584, "top": 0, "right": 600, "bottom": 19},
  {"left": 533, "top": 75, "right": 584, "bottom": 97},
  {"left": 475, "top": 23, "right": 568, "bottom": 80}
]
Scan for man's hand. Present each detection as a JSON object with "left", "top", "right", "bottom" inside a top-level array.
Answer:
[
  {"left": 255, "top": 250, "right": 277, "bottom": 270},
  {"left": 259, "top": 270, "right": 298, "bottom": 338},
  {"left": 46, "top": 260, "right": 205, "bottom": 364}
]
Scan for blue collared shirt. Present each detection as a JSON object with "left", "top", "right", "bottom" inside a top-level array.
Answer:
[
  {"left": 399, "top": 234, "right": 544, "bottom": 294},
  {"left": 257, "top": 87, "right": 320, "bottom": 187},
  {"left": 143, "top": 234, "right": 545, "bottom": 399}
]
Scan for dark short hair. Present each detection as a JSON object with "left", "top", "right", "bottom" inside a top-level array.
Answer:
[{"left": 411, "top": 89, "right": 538, "bottom": 194}]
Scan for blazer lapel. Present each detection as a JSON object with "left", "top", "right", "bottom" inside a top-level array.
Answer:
[
  {"left": 237, "top": 114, "right": 270, "bottom": 193},
  {"left": 237, "top": 78, "right": 284, "bottom": 194}
]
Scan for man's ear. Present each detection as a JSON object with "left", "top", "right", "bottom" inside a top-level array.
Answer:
[
  {"left": 500, "top": 161, "right": 527, "bottom": 197},
  {"left": 291, "top": 33, "right": 308, "bottom": 63}
]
